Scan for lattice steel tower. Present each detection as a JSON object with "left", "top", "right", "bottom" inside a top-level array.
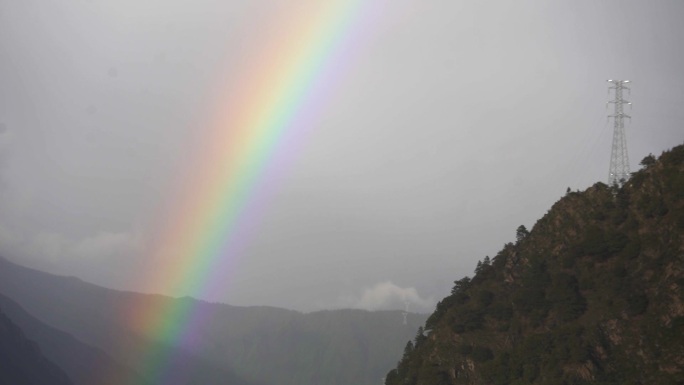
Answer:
[{"left": 606, "top": 80, "right": 632, "bottom": 186}]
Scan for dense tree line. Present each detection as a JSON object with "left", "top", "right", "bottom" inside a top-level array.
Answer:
[{"left": 386, "top": 144, "right": 684, "bottom": 385}]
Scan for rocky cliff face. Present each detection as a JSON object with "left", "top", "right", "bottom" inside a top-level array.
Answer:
[{"left": 386, "top": 144, "right": 684, "bottom": 385}]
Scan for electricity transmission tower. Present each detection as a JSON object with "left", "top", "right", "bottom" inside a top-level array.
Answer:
[{"left": 606, "top": 80, "right": 632, "bottom": 186}]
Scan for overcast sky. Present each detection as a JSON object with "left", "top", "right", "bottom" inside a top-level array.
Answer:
[{"left": 1, "top": 0, "right": 683, "bottom": 313}]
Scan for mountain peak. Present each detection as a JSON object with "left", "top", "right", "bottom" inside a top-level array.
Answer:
[{"left": 386, "top": 143, "right": 684, "bottom": 385}]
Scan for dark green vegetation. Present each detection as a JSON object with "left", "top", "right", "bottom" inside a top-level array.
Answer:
[
  {"left": 0, "top": 256, "right": 426, "bottom": 385},
  {"left": 387, "top": 144, "right": 684, "bottom": 385},
  {"left": 0, "top": 304, "right": 72, "bottom": 385}
]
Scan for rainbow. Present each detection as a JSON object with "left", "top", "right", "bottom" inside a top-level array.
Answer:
[{"left": 121, "top": 1, "right": 380, "bottom": 383}]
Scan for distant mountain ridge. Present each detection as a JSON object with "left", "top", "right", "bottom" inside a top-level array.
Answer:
[
  {"left": 0, "top": 293, "right": 147, "bottom": 385},
  {"left": 0, "top": 303, "right": 73, "bottom": 385},
  {"left": 0, "top": 255, "right": 427, "bottom": 385},
  {"left": 0, "top": 258, "right": 269, "bottom": 385},
  {"left": 385, "top": 144, "right": 684, "bottom": 385}
]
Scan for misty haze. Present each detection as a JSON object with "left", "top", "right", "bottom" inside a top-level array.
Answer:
[{"left": 1, "top": 1, "right": 683, "bottom": 384}]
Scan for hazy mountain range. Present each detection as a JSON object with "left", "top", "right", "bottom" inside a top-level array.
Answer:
[
  {"left": 0, "top": 256, "right": 427, "bottom": 385},
  {"left": 0, "top": 302, "right": 72, "bottom": 385}
]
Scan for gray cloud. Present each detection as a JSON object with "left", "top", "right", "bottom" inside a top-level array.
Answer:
[
  {"left": 0, "top": 0, "right": 682, "bottom": 311},
  {"left": 3, "top": 228, "right": 142, "bottom": 267}
]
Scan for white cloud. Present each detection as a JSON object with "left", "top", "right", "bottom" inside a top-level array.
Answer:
[{"left": 338, "top": 281, "right": 434, "bottom": 312}]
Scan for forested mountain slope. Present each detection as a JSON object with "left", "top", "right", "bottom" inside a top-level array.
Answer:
[{"left": 386, "top": 144, "right": 684, "bottom": 385}]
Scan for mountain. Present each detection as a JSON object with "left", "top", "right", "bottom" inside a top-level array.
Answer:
[
  {"left": 0, "top": 293, "right": 145, "bottom": 385},
  {"left": 0, "top": 255, "right": 427, "bottom": 385},
  {"left": 385, "top": 144, "right": 684, "bottom": 385},
  {"left": 0, "top": 303, "right": 73, "bottom": 385},
  {"left": 0, "top": 260, "right": 271, "bottom": 385}
]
